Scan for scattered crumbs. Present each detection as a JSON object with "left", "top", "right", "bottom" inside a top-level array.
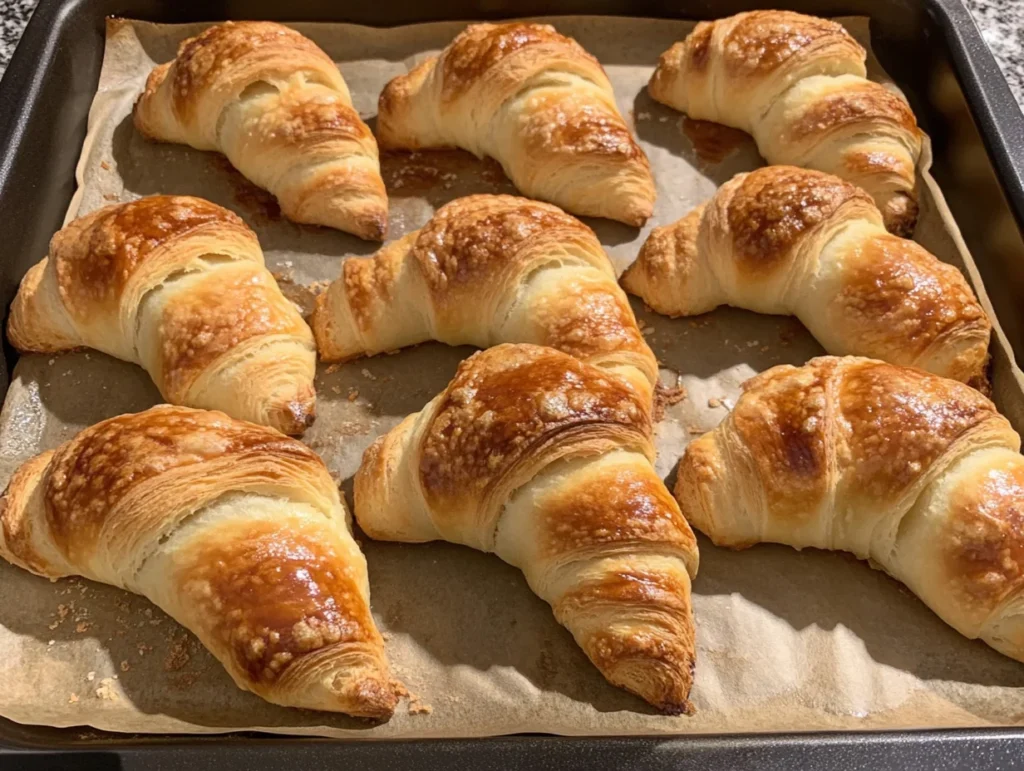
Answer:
[
  {"left": 688, "top": 425, "right": 707, "bottom": 435},
  {"left": 637, "top": 111, "right": 651, "bottom": 120},
  {"left": 325, "top": 362, "right": 343, "bottom": 375},
  {"left": 653, "top": 379, "right": 688, "bottom": 423},
  {"left": 707, "top": 397, "right": 723, "bottom": 409},
  {"left": 331, "top": 385, "right": 341, "bottom": 394},
  {"left": 347, "top": 388, "right": 359, "bottom": 402},
  {"left": 281, "top": 260, "right": 293, "bottom": 269},
  {"left": 84, "top": 353, "right": 90, "bottom": 359},
  {"left": 164, "top": 636, "right": 191, "bottom": 672},
  {"left": 120, "top": 660, "right": 131, "bottom": 672},
  {"left": 308, "top": 279, "right": 331, "bottom": 295},
  {"left": 68, "top": 693, "right": 79, "bottom": 704},
  {"left": 47, "top": 620, "right": 59, "bottom": 630},
  {"left": 48, "top": 358, "right": 55, "bottom": 366},
  {"left": 336, "top": 421, "right": 369, "bottom": 437},
  {"left": 102, "top": 193, "right": 119, "bottom": 201},
  {"left": 137, "top": 643, "right": 152, "bottom": 656},
  {"left": 658, "top": 115, "right": 669, "bottom": 123},
  {"left": 47, "top": 639, "right": 55, "bottom": 646},
  {"left": 760, "top": 345, "right": 770, "bottom": 352},
  {"left": 95, "top": 678, "right": 119, "bottom": 701},
  {"left": 86, "top": 671, "right": 96, "bottom": 682},
  {"left": 746, "top": 340, "right": 760, "bottom": 348},
  {"left": 641, "top": 326, "right": 655, "bottom": 335},
  {"left": 75, "top": 621, "right": 92, "bottom": 633},
  {"left": 408, "top": 700, "right": 433, "bottom": 716},
  {"left": 100, "top": 161, "right": 111, "bottom": 170},
  {"left": 143, "top": 608, "right": 153, "bottom": 618},
  {"left": 361, "top": 368, "right": 377, "bottom": 380}
]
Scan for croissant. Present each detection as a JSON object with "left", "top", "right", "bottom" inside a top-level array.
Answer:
[
  {"left": 7, "top": 195, "right": 317, "bottom": 435},
  {"left": 313, "top": 194, "right": 658, "bottom": 400},
  {"left": 355, "top": 343, "right": 699, "bottom": 712},
  {"left": 621, "top": 166, "right": 990, "bottom": 385},
  {"left": 0, "top": 405, "right": 398, "bottom": 717},
  {"left": 134, "top": 21, "right": 387, "bottom": 240},
  {"left": 676, "top": 356, "right": 1024, "bottom": 661},
  {"left": 376, "top": 23, "right": 656, "bottom": 226},
  {"left": 649, "top": 11, "right": 923, "bottom": 235}
]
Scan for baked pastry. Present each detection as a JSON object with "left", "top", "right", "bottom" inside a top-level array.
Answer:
[
  {"left": 7, "top": 196, "right": 317, "bottom": 435},
  {"left": 377, "top": 23, "right": 656, "bottom": 226},
  {"left": 0, "top": 405, "right": 398, "bottom": 717},
  {"left": 621, "top": 166, "right": 990, "bottom": 385},
  {"left": 134, "top": 21, "right": 387, "bottom": 240},
  {"left": 355, "top": 344, "right": 699, "bottom": 712},
  {"left": 676, "top": 356, "right": 1024, "bottom": 661},
  {"left": 649, "top": 11, "right": 923, "bottom": 235},
  {"left": 313, "top": 194, "right": 658, "bottom": 400}
]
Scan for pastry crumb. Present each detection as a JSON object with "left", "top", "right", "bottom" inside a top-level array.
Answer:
[
  {"left": 95, "top": 678, "right": 119, "bottom": 701},
  {"left": 347, "top": 388, "right": 359, "bottom": 402},
  {"left": 707, "top": 397, "right": 723, "bottom": 409},
  {"left": 360, "top": 368, "right": 377, "bottom": 380},
  {"left": 120, "top": 660, "right": 131, "bottom": 672},
  {"left": 75, "top": 621, "right": 92, "bottom": 633},
  {"left": 68, "top": 693, "right": 79, "bottom": 704},
  {"left": 688, "top": 425, "right": 707, "bottom": 435},
  {"left": 408, "top": 701, "right": 433, "bottom": 715},
  {"left": 164, "top": 636, "right": 191, "bottom": 672},
  {"left": 100, "top": 161, "right": 111, "bottom": 170}
]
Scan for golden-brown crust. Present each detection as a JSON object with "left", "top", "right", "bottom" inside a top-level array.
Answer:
[
  {"left": 720, "top": 10, "right": 864, "bottom": 79},
  {"left": 158, "top": 266, "right": 312, "bottom": 403},
  {"left": 412, "top": 194, "right": 591, "bottom": 297},
  {"left": 784, "top": 79, "right": 921, "bottom": 144},
  {"left": 535, "top": 467, "right": 696, "bottom": 561},
  {"left": 175, "top": 518, "right": 382, "bottom": 687},
  {"left": 725, "top": 166, "right": 872, "bottom": 273},
  {"left": 44, "top": 407, "right": 316, "bottom": 563},
  {"left": 168, "top": 22, "right": 338, "bottom": 125},
  {"left": 830, "top": 233, "right": 991, "bottom": 373},
  {"left": 557, "top": 567, "right": 695, "bottom": 714},
  {"left": 419, "top": 345, "right": 650, "bottom": 516},
  {"left": 438, "top": 23, "right": 591, "bottom": 103},
  {"left": 51, "top": 196, "right": 253, "bottom": 323},
  {"left": 941, "top": 456, "right": 1024, "bottom": 612},
  {"left": 837, "top": 360, "right": 1000, "bottom": 499}
]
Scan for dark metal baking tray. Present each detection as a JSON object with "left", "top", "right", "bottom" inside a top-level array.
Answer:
[{"left": 2, "top": 0, "right": 1024, "bottom": 767}]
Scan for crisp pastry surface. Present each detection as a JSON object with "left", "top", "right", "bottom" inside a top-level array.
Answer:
[
  {"left": 648, "top": 10, "right": 923, "bottom": 235},
  {"left": 675, "top": 355, "right": 1024, "bottom": 662},
  {"left": 313, "top": 194, "right": 657, "bottom": 400},
  {"left": 134, "top": 21, "right": 388, "bottom": 240},
  {"left": 6, "top": 195, "right": 317, "bottom": 435},
  {"left": 354, "top": 343, "right": 699, "bottom": 713},
  {"left": 0, "top": 405, "right": 398, "bottom": 718},
  {"left": 376, "top": 23, "right": 656, "bottom": 226},
  {"left": 621, "top": 165, "right": 991, "bottom": 385}
]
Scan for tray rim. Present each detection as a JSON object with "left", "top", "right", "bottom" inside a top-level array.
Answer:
[{"left": 2, "top": 0, "right": 1024, "bottom": 765}]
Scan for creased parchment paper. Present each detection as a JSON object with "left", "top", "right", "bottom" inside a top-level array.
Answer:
[{"left": 1, "top": 16, "right": 1023, "bottom": 739}]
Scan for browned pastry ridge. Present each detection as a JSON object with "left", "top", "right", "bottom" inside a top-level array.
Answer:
[
  {"left": 649, "top": 11, "right": 923, "bottom": 235},
  {"left": 377, "top": 22, "right": 656, "bottom": 226},
  {"left": 676, "top": 356, "right": 1024, "bottom": 661},
  {"left": 134, "top": 21, "right": 387, "bottom": 240},
  {"left": 6, "top": 195, "right": 317, "bottom": 435},
  {"left": 354, "top": 344, "right": 699, "bottom": 713},
  {"left": 621, "top": 166, "right": 991, "bottom": 385},
  {"left": 312, "top": 194, "right": 658, "bottom": 401},
  {"left": 0, "top": 405, "right": 398, "bottom": 717}
]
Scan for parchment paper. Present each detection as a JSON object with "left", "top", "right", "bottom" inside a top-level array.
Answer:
[{"left": 1, "top": 16, "right": 1023, "bottom": 739}]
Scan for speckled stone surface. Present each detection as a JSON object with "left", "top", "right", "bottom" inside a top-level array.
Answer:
[{"left": 0, "top": 0, "right": 1022, "bottom": 103}]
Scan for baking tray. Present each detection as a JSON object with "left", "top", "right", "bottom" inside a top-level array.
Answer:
[{"left": 1, "top": 0, "right": 1024, "bottom": 768}]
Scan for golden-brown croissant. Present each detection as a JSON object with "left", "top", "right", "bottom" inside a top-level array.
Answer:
[
  {"left": 377, "top": 23, "right": 656, "bottom": 226},
  {"left": 649, "top": 11, "right": 923, "bottom": 235},
  {"left": 7, "top": 196, "right": 317, "bottom": 435},
  {"left": 134, "top": 21, "right": 387, "bottom": 240},
  {"left": 312, "top": 194, "right": 658, "bottom": 400},
  {"left": 621, "top": 166, "right": 990, "bottom": 385},
  {"left": 354, "top": 344, "right": 699, "bottom": 713},
  {"left": 0, "top": 405, "right": 398, "bottom": 717},
  {"left": 676, "top": 356, "right": 1024, "bottom": 661}
]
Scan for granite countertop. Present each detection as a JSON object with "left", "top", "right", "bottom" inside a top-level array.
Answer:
[{"left": 0, "top": 0, "right": 1022, "bottom": 102}]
